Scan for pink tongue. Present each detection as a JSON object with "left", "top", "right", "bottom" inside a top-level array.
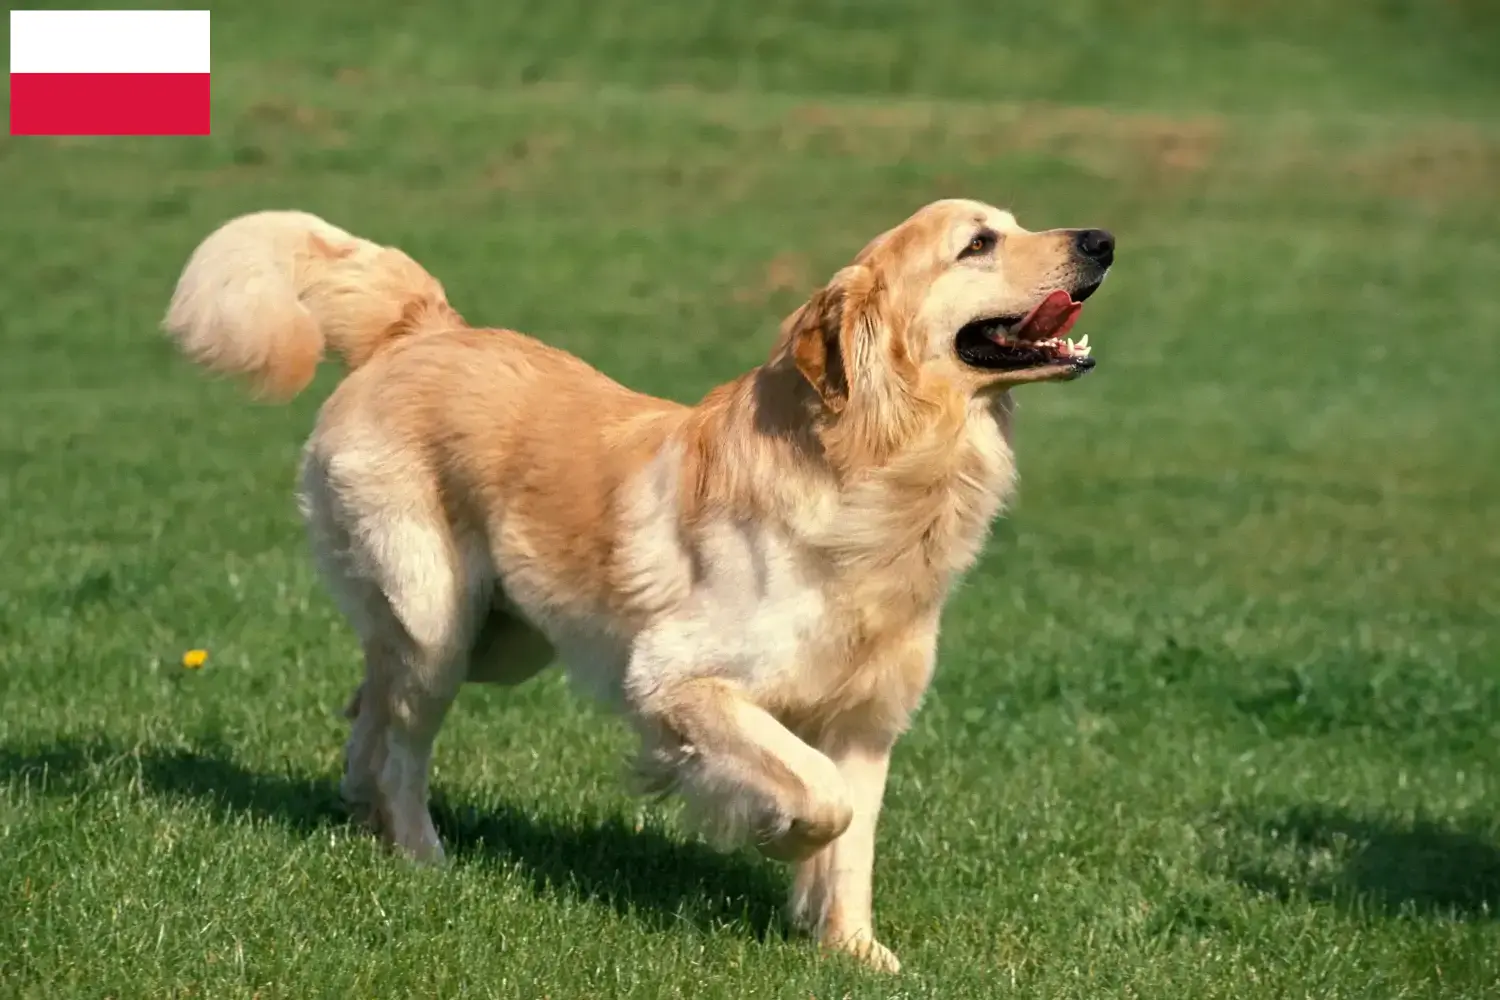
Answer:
[{"left": 1014, "top": 289, "right": 1081, "bottom": 340}]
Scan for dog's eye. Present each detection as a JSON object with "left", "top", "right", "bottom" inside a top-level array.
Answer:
[{"left": 959, "top": 231, "right": 997, "bottom": 259}]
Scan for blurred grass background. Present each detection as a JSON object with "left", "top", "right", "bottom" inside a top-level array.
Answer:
[{"left": 2, "top": 1, "right": 1499, "bottom": 996}]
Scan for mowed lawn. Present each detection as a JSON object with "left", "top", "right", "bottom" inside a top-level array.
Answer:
[{"left": 3, "top": 1, "right": 1499, "bottom": 996}]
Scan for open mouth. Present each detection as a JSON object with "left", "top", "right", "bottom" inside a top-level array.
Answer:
[{"left": 955, "top": 286, "right": 1100, "bottom": 374}]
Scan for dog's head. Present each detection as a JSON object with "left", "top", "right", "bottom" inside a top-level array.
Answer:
[{"left": 776, "top": 199, "right": 1113, "bottom": 413}]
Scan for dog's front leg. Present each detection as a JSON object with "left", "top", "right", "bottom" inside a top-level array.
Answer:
[
  {"left": 788, "top": 624, "right": 937, "bottom": 974},
  {"left": 635, "top": 677, "right": 854, "bottom": 860},
  {"left": 789, "top": 737, "right": 901, "bottom": 973}
]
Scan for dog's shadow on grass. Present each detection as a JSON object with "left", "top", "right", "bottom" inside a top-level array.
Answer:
[
  {"left": 0, "top": 736, "right": 788, "bottom": 939},
  {"left": 1215, "top": 805, "right": 1500, "bottom": 921}
]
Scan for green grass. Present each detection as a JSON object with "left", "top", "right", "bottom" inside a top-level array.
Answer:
[{"left": 3, "top": 1, "right": 1500, "bottom": 996}]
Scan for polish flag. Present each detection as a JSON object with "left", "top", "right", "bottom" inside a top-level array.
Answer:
[{"left": 10, "top": 10, "right": 211, "bottom": 136}]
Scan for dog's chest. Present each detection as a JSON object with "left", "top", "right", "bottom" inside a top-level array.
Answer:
[
  {"left": 626, "top": 517, "right": 830, "bottom": 690},
  {"left": 629, "top": 439, "right": 1013, "bottom": 701},
  {"left": 620, "top": 407, "right": 1016, "bottom": 715}
]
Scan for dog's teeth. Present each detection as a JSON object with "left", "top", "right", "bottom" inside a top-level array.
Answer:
[
  {"left": 1065, "top": 337, "right": 1076, "bottom": 353},
  {"left": 1077, "top": 343, "right": 1092, "bottom": 356},
  {"left": 1078, "top": 334, "right": 1090, "bottom": 350}
]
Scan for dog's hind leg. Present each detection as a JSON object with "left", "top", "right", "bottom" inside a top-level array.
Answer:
[
  {"left": 302, "top": 450, "right": 483, "bottom": 863},
  {"left": 355, "top": 625, "right": 474, "bottom": 862}
]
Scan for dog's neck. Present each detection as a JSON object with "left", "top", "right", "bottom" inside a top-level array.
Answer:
[{"left": 677, "top": 362, "right": 1018, "bottom": 588}]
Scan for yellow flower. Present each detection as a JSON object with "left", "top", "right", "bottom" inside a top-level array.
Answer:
[{"left": 181, "top": 649, "right": 208, "bottom": 669}]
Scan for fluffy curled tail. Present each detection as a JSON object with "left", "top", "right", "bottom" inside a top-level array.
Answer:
[{"left": 163, "top": 211, "right": 458, "bottom": 400}]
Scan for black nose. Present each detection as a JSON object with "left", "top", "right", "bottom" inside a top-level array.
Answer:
[{"left": 1075, "top": 229, "right": 1115, "bottom": 266}]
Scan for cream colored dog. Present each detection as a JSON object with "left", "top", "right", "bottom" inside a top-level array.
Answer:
[{"left": 163, "top": 199, "right": 1113, "bottom": 972}]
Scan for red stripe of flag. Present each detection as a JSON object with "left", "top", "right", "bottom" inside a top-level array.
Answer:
[{"left": 9, "top": 73, "right": 210, "bottom": 136}]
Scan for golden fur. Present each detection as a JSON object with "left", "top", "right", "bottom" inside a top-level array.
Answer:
[{"left": 162, "top": 199, "right": 1112, "bottom": 972}]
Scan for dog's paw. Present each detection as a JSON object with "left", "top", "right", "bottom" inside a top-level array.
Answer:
[
  {"left": 822, "top": 926, "right": 902, "bottom": 974},
  {"left": 755, "top": 807, "right": 853, "bottom": 862}
]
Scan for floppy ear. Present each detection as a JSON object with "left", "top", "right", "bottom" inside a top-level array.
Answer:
[{"left": 783, "top": 266, "right": 876, "bottom": 413}]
